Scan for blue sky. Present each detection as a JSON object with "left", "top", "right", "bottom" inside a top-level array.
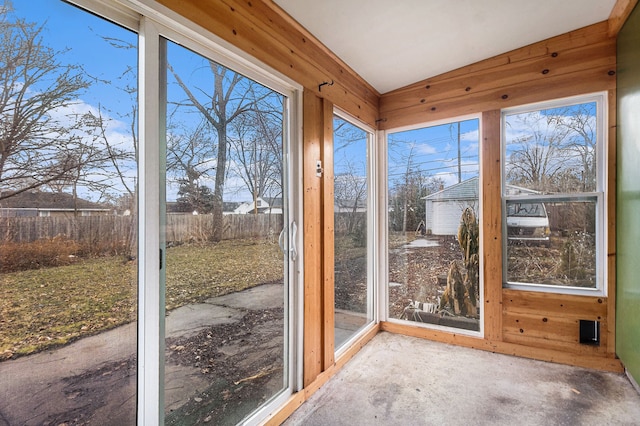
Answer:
[
  {"left": 388, "top": 119, "right": 480, "bottom": 190},
  {"left": 13, "top": 0, "right": 137, "bottom": 112}
]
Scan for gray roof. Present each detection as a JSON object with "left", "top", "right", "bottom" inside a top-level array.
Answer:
[
  {"left": 0, "top": 190, "right": 108, "bottom": 210},
  {"left": 423, "top": 177, "right": 479, "bottom": 201},
  {"left": 423, "top": 177, "right": 541, "bottom": 201}
]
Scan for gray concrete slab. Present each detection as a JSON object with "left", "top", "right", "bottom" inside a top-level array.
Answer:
[
  {"left": 207, "top": 282, "right": 284, "bottom": 310},
  {"left": 0, "top": 283, "right": 285, "bottom": 425},
  {"left": 166, "top": 303, "right": 244, "bottom": 339},
  {"left": 284, "top": 332, "right": 640, "bottom": 426}
]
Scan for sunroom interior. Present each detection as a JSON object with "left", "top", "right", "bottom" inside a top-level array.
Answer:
[{"left": 0, "top": 0, "right": 639, "bottom": 424}]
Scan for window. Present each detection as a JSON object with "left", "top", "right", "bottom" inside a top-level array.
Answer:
[
  {"left": 0, "top": 1, "right": 138, "bottom": 424},
  {"left": 386, "top": 116, "right": 481, "bottom": 333},
  {"left": 333, "top": 111, "right": 375, "bottom": 352},
  {"left": 502, "top": 94, "right": 606, "bottom": 294}
]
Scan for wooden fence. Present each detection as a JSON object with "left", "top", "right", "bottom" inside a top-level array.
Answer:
[{"left": 0, "top": 213, "right": 283, "bottom": 245}]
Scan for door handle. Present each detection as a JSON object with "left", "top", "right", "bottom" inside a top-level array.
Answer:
[
  {"left": 290, "top": 220, "right": 298, "bottom": 262},
  {"left": 278, "top": 228, "right": 286, "bottom": 255}
]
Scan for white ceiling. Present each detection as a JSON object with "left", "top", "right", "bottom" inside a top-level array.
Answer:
[{"left": 274, "top": 0, "right": 617, "bottom": 94}]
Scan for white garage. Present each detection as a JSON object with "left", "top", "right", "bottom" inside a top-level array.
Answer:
[{"left": 424, "top": 177, "right": 479, "bottom": 236}]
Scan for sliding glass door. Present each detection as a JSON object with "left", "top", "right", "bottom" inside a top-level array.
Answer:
[
  {"left": 0, "top": 1, "right": 300, "bottom": 425},
  {"left": 161, "top": 38, "right": 296, "bottom": 424}
]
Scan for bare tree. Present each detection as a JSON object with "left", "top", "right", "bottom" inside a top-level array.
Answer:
[
  {"left": 168, "top": 62, "right": 259, "bottom": 241},
  {"left": 0, "top": 3, "right": 91, "bottom": 200},
  {"left": 505, "top": 111, "right": 573, "bottom": 192},
  {"left": 334, "top": 161, "right": 367, "bottom": 234},
  {"left": 228, "top": 92, "right": 283, "bottom": 213},
  {"left": 505, "top": 104, "right": 599, "bottom": 195},
  {"left": 166, "top": 118, "right": 216, "bottom": 196},
  {"left": 554, "top": 103, "right": 597, "bottom": 192}
]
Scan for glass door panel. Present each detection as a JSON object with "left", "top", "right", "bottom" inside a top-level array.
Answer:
[
  {"left": 333, "top": 115, "right": 374, "bottom": 351},
  {"left": 0, "top": 2, "right": 138, "bottom": 424},
  {"left": 163, "top": 39, "right": 290, "bottom": 424}
]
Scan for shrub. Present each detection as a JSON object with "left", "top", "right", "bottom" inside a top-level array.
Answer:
[{"left": 0, "top": 236, "right": 81, "bottom": 273}]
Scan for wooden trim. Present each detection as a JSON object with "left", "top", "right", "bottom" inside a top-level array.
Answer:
[
  {"left": 258, "top": 0, "right": 380, "bottom": 98},
  {"left": 334, "top": 324, "right": 380, "bottom": 369},
  {"left": 322, "top": 100, "right": 335, "bottom": 369},
  {"left": 608, "top": 0, "right": 639, "bottom": 37},
  {"left": 481, "top": 110, "right": 503, "bottom": 341},
  {"left": 261, "top": 392, "right": 305, "bottom": 426},
  {"left": 380, "top": 321, "right": 623, "bottom": 373},
  {"left": 302, "top": 89, "right": 324, "bottom": 386},
  {"left": 156, "top": 0, "right": 379, "bottom": 127}
]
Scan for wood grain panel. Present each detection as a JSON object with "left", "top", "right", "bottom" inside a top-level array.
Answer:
[
  {"left": 502, "top": 310, "right": 608, "bottom": 350},
  {"left": 380, "top": 322, "right": 623, "bottom": 372},
  {"left": 481, "top": 110, "right": 503, "bottom": 341},
  {"left": 322, "top": 100, "right": 335, "bottom": 369},
  {"left": 382, "top": 21, "right": 610, "bottom": 100},
  {"left": 608, "top": 0, "right": 640, "bottom": 36},
  {"left": 302, "top": 90, "right": 323, "bottom": 386},
  {"left": 501, "top": 332, "right": 606, "bottom": 357},
  {"left": 380, "top": 65, "right": 616, "bottom": 130},
  {"left": 380, "top": 40, "right": 615, "bottom": 115},
  {"left": 502, "top": 289, "right": 608, "bottom": 319},
  {"left": 379, "top": 21, "right": 616, "bottom": 130},
  {"left": 156, "top": 0, "right": 379, "bottom": 127},
  {"left": 234, "top": 0, "right": 379, "bottom": 102}
]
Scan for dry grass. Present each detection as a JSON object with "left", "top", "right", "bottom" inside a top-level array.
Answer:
[
  {"left": 165, "top": 239, "right": 283, "bottom": 311},
  {"left": 0, "top": 239, "right": 283, "bottom": 360}
]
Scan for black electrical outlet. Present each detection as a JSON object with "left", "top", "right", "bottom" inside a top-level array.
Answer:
[{"left": 579, "top": 320, "right": 600, "bottom": 346}]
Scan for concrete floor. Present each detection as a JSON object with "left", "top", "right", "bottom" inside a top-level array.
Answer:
[{"left": 284, "top": 332, "right": 640, "bottom": 426}]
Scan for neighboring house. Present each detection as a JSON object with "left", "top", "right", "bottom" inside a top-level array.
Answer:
[
  {"left": 423, "top": 177, "right": 541, "bottom": 235},
  {"left": 232, "top": 197, "right": 283, "bottom": 214},
  {"left": 334, "top": 198, "right": 366, "bottom": 214},
  {"left": 423, "top": 177, "right": 479, "bottom": 235},
  {"left": 0, "top": 191, "right": 112, "bottom": 218}
]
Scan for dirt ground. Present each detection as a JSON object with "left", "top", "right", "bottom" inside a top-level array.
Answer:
[
  {"left": 164, "top": 307, "right": 285, "bottom": 425},
  {"left": 0, "top": 288, "right": 286, "bottom": 426},
  {"left": 387, "top": 235, "right": 461, "bottom": 319}
]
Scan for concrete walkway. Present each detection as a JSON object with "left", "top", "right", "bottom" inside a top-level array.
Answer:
[
  {"left": 0, "top": 283, "right": 283, "bottom": 426},
  {"left": 284, "top": 332, "right": 640, "bottom": 426}
]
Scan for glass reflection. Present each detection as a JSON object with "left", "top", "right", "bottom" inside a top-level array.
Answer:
[
  {"left": 163, "top": 39, "right": 288, "bottom": 424},
  {"left": 333, "top": 115, "right": 372, "bottom": 350},
  {"left": 387, "top": 119, "right": 480, "bottom": 331}
]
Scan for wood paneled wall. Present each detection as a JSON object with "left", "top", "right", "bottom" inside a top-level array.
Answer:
[
  {"left": 152, "top": 1, "right": 635, "bottom": 423},
  {"left": 156, "top": 0, "right": 379, "bottom": 128},
  {"left": 378, "top": 22, "right": 616, "bottom": 130},
  {"left": 380, "top": 21, "right": 621, "bottom": 372}
]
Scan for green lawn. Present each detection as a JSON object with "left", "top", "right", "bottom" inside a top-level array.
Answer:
[{"left": 0, "top": 240, "right": 283, "bottom": 360}]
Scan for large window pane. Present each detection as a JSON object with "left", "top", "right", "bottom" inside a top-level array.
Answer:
[
  {"left": 0, "top": 1, "right": 138, "bottom": 424},
  {"left": 163, "top": 40, "right": 289, "bottom": 424},
  {"left": 503, "top": 97, "right": 604, "bottom": 292},
  {"left": 506, "top": 200, "right": 597, "bottom": 288},
  {"left": 504, "top": 102, "right": 597, "bottom": 193},
  {"left": 333, "top": 115, "right": 373, "bottom": 351},
  {"left": 387, "top": 118, "right": 480, "bottom": 332}
]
